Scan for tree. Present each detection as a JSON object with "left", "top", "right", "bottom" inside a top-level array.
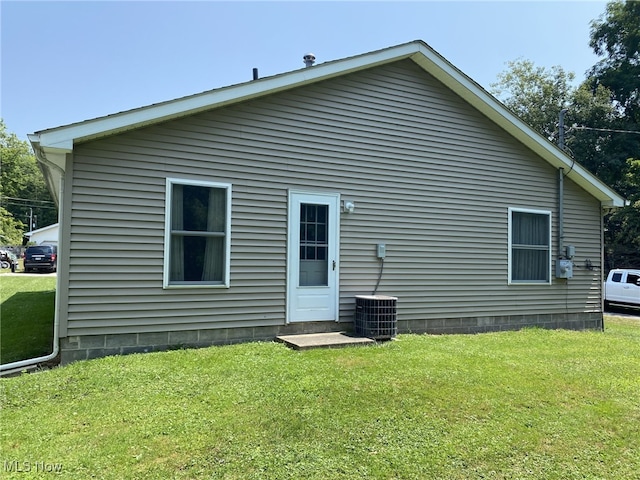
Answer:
[
  {"left": 491, "top": 60, "right": 575, "bottom": 141},
  {"left": 490, "top": 60, "right": 621, "bottom": 186},
  {"left": 0, "top": 120, "right": 57, "bottom": 243},
  {"left": 587, "top": 0, "right": 640, "bottom": 195},
  {"left": 589, "top": 0, "right": 640, "bottom": 124},
  {"left": 0, "top": 207, "right": 25, "bottom": 245},
  {"left": 490, "top": 1, "right": 640, "bottom": 269},
  {"left": 565, "top": 83, "right": 623, "bottom": 191},
  {"left": 589, "top": 1, "right": 640, "bottom": 268}
]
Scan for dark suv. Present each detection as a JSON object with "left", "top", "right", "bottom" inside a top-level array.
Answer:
[{"left": 24, "top": 245, "right": 58, "bottom": 273}]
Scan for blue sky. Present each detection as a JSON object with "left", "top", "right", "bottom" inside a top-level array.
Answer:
[{"left": 2, "top": 1, "right": 609, "bottom": 141}]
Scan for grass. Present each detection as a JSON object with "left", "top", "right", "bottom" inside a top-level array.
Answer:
[
  {"left": 0, "top": 274, "right": 56, "bottom": 365},
  {"left": 1, "top": 318, "right": 639, "bottom": 479}
]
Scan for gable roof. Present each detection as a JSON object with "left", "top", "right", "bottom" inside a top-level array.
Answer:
[{"left": 29, "top": 40, "right": 624, "bottom": 208}]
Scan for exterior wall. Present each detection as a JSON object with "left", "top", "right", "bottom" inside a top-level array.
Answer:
[{"left": 60, "top": 59, "right": 605, "bottom": 360}]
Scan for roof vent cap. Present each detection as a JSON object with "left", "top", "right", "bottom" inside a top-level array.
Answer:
[{"left": 303, "top": 53, "right": 316, "bottom": 68}]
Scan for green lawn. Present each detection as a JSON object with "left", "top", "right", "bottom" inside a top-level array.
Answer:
[
  {"left": 1, "top": 317, "right": 639, "bottom": 479},
  {"left": 0, "top": 274, "right": 56, "bottom": 365}
]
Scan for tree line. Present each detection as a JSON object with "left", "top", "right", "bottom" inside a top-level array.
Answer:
[
  {"left": 491, "top": 0, "right": 639, "bottom": 269},
  {"left": 0, "top": 120, "right": 57, "bottom": 245}
]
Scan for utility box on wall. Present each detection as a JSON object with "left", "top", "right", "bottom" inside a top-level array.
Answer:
[{"left": 556, "top": 259, "right": 573, "bottom": 279}]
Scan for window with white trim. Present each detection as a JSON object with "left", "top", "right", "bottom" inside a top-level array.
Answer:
[
  {"left": 164, "top": 178, "right": 231, "bottom": 287},
  {"left": 508, "top": 208, "right": 551, "bottom": 284}
]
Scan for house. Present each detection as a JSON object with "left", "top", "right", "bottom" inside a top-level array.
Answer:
[
  {"left": 24, "top": 222, "right": 59, "bottom": 246},
  {"left": 28, "top": 40, "right": 624, "bottom": 364}
]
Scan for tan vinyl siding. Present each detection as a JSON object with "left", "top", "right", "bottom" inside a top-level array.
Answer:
[
  {"left": 561, "top": 178, "right": 603, "bottom": 312},
  {"left": 64, "top": 59, "right": 604, "bottom": 336}
]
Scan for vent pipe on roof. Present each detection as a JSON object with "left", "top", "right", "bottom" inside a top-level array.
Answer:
[
  {"left": 252, "top": 68, "right": 259, "bottom": 80},
  {"left": 303, "top": 53, "right": 316, "bottom": 67}
]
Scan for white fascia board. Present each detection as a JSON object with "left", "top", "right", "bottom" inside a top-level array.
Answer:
[
  {"left": 408, "top": 47, "right": 625, "bottom": 208},
  {"left": 28, "top": 138, "right": 68, "bottom": 175}
]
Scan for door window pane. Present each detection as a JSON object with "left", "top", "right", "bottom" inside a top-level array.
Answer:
[{"left": 299, "top": 204, "right": 328, "bottom": 286}]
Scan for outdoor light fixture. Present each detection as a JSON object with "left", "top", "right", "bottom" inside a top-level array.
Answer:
[{"left": 344, "top": 201, "right": 355, "bottom": 213}]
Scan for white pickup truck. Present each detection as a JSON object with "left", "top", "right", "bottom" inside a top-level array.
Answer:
[{"left": 604, "top": 269, "right": 640, "bottom": 308}]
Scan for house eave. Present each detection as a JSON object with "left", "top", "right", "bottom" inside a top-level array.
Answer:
[
  {"left": 28, "top": 135, "right": 68, "bottom": 207},
  {"left": 28, "top": 39, "right": 625, "bottom": 209}
]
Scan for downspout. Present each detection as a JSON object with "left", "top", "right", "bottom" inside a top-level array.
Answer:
[
  {"left": 557, "top": 108, "right": 568, "bottom": 319},
  {"left": 0, "top": 152, "right": 63, "bottom": 375},
  {"left": 558, "top": 167, "right": 564, "bottom": 259},
  {"left": 0, "top": 320, "right": 60, "bottom": 375},
  {"left": 1, "top": 294, "right": 60, "bottom": 376},
  {"left": 601, "top": 207, "right": 606, "bottom": 332}
]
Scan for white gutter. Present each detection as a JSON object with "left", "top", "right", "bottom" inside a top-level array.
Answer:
[{"left": 29, "top": 137, "right": 68, "bottom": 207}]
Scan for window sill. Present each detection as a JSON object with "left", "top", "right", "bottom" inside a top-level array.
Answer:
[{"left": 163, "top": 283, "right": 230, "bottom": 289}]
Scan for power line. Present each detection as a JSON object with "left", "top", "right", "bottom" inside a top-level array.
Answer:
[
  {"left": 1, "top": 200, "right": 57, "bottom": 210},
  {"left": 0, "top": 195, "right": 55, "bottom": 205},
  {"left": 572, "top": 125, "right": 640, "bottom": 136}
]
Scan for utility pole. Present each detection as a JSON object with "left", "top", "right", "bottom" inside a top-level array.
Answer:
[
  {"left": 558, "top": 108, "right": 568, "bottom": 152},
  {"left": 26, "top": 208, "right": 36, "bottom": 231},
  {"left": 557, "top": 109, "right": 568, "bottom": 261}
]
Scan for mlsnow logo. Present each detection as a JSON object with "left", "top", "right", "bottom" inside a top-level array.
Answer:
[{"left": 3, "top": 460, "right": 63, "bottom": 473}]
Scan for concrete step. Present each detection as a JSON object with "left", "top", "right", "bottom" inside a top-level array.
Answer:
[{"left": 276, "top": 332, "right": 376, "bottom": 350}]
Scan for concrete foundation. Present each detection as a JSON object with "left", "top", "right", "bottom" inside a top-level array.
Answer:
[{"left": 59, "top": 312, "right": 603, "bottom": 365}]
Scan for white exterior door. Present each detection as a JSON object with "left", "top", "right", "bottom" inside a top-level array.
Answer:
[{"left": 287, "top": 191, "right": 340, "bottom": 322}]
